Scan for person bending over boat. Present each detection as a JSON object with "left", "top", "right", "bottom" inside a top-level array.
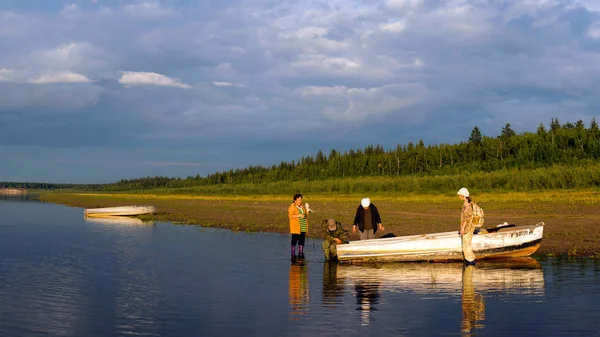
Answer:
[
  {"left": 289, "top": 193, "right": 309, "bottom": 262},
  {"left": 322, "top": 218, "right": 348, "bottom": 261},
  {"left": 352, "top": 198, "right": 385, "bottom": 240},
  {"left": 457, "top": 187, "right": 477, "bottom": 266}
]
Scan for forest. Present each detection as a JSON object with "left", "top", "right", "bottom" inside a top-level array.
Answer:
[
  {"left": 96, "top": 117, "right": 600, "bottom": 193},
  {"left": 6, "top": 118, "right": 600, "bottom": 194}
]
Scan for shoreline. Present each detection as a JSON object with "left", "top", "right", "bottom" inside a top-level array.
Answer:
[{"left": 38, "top": 191, "right": 600, "bottom": 258}]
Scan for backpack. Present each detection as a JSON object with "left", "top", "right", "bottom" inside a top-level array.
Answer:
[{"left": 471, "top": 202, "right": 485, "bottom": 228}]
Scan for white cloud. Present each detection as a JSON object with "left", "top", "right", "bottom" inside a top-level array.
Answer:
[
  {"left": 27, "top": 71, "right": 91, "bottom": 84},
  {"left": 124, "top": 1, "right": 177, "bottom": 18},
  {"left": 119, "top": 71, "right": 191, "bottom": 89},
  {"left": 213, "top": 81, "right": 245, "bottom": 88},
  {"left": 213, "top": 81, "right": 234, "bottom": 87},
  {"left": 28, "top": 42, "right": 107, "bottom": 73},
  {"left": 0, "top": 68, "right": 12, "bottom": 81},
  {"left": 380, "top": 20, "right": 407, "bottom": 33},
  {"left": 386, "top": 0, "right": 423, "bottom": 12},
  {"left": 298, "top": 84, "right": 429, "bottom": 123},
  {"left": 587, "top": 22, "right": 600, "bottom": 39}
]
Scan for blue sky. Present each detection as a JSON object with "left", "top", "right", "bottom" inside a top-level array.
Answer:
[{"left": 1, "top": 0, "right": 599, "bottom": 183}]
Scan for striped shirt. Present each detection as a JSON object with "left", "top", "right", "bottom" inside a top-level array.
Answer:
[{"left": 297, "top": 206, "right": 307, "bottom": 232}]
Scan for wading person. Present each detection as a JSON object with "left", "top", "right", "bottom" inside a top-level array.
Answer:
[
  {"left": 322, "top": 218, "right": 347, "bottom": 261},
  {"left": 289, "top": 193, "right": 309, "bottom": 262},
  {"left": 457, "top": 187, "right": 477, "bottom": 265},
  {"left": 352, "top": 198, "right": 384, "bottom": 240}
]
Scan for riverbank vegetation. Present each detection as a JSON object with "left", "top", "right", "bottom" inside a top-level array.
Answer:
[
  {"left": 40, "top": 189, "right": 600, "bottom": 259},
  {"left": 19, "top": 118, "right": 600, "bottom": 258}
]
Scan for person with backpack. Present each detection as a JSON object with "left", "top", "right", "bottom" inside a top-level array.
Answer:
[{"left": 457, "top": 187, "right": 484, "bottom": 266}]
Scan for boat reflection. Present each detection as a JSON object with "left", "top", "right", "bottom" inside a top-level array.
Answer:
[
  {"left": 288, "top": 262, "right": 310, "bottom": 320},
  {"left": 337, "top": 258, "right": 544, "bottom": 295},
  {"left": 84, "top": 215, "right": 155, "bottom": 226},
  {"left": 336, "top": 258, "right": 544, "bottom": 332}
]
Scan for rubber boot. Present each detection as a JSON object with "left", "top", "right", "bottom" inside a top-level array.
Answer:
[
  {"left": 298, "top": 245, "right": 305, "bottom": 260},
  {"left": 291, "top": 245, "right": 296, "bottom": 263}
]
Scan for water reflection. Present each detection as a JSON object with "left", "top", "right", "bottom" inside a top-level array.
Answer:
[
  {"left": 84, "top": 215, "right": 156, "bottom": 226},
  {"left": 355, "top": 279, "right": 381, "bottom": 326},
  {"left": 288, "top": 262, "right": 309, "bottom": 320},
  {"left": 336, "top": 258, "right": 544, "bottom": 332},
  {"left": 337, "top": 258, "right": 544, "bottom": 295},
  {"left": 461, "top": 265, "right": 485, "bottom": 335},
  {"left": 322, "top": 261, "right": 345, "bottom": 308}
]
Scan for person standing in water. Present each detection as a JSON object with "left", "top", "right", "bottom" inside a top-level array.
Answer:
[
  {"left": 457, "top": 187, "right": 476, "bottom": 265},
  {"left": 288, "top": 193, "right": 309, "bottom": 262}
]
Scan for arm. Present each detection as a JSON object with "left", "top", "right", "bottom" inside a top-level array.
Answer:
[
  {"left": 288, "top": 204, "right": 305, "bottom": 219},
  {"left": 372, "top": 205, "right": 385, "bottom": 231},
  {"left": 352, "top": 207, "right": 361, "bottom": 234},
  {"left": 338, "top": 223, "right": 348, "bottom": 243}
]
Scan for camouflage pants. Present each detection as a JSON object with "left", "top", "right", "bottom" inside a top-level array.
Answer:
[
  {"left": 461, "top": 230, "right": 476, "bottom": 262},
  {"left": 322, "top": 240, "right": 338, "bottom": 260}
]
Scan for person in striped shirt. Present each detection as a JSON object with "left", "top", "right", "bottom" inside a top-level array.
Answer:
[{"left": 288, "top": 193, "right": 309, "bottom": 262}]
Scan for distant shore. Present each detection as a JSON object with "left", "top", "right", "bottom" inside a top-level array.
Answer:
[{"left": 38, "top": 190, "right": 600, "bottom": 258}]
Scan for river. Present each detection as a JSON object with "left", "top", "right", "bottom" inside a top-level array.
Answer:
[{"left": 0, "top": 198, "right": 599, "bottom": 336}]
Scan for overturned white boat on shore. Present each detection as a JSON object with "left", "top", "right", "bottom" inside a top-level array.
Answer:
[
  {"left": 84, "top": 205, "right": 156, "bottom": 217},
  {"left": 337, "top": 222, "right": 544, "bottom": 263}
]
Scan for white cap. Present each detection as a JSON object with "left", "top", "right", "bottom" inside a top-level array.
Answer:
[
  {"left": 361, "top": 198, "right": 370, "bottom": 208},
  {"left": 457, "top": 187, "right": 470, "bottom": 197}
]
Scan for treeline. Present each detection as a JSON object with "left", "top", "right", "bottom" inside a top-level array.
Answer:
[
  {"left": 0, "top": 182, "right": 83, "bottom": 190},
  {"left": 117, "top": 164, "right": 600, "bottom": 195},
  {"left": 98, "top": 117, "right": 600, "bottom": 192}
]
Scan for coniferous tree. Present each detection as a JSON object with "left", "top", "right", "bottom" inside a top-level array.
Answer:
[
  {"left": 500, "top": 123, "right": 516, "bottom": 139},
  {"left": 469, "top": 126, "right": 482, "bottom": 145}
]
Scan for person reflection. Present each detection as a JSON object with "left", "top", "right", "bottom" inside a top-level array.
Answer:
[
  {"left": 322, "top": 261, "right": 345, "bottom": 308},
  {"left": 461, "top": 265, "right": 486, "bottom": 335},
  {"left": 354, "top": 279, "right": 380, "bottom": 326},
  {"left": 288, "top": 263, "right": 309, "bottom": 320}
]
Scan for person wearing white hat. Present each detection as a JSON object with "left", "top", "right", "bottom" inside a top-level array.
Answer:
[
  {"left": 457, "top": 187, "right": 476, "bottom": 265},
  {"left": 352, "top": 198, "right": 385, "bottom": 240}
]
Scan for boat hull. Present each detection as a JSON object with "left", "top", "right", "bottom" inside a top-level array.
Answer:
[
  {"left": 84, "top": 205, "right": 156, "bottom": 217},
  {"left": 337, "top": 222, "right": 544, "bottom": 263}
]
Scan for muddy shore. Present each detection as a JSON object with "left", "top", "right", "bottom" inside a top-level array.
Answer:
[{"left": 39, "top": 191, "right": 600, "bottom": 258}]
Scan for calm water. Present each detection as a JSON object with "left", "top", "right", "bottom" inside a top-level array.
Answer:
[{"left": 0, "top": 199, "right": 599, "bottom": 337}]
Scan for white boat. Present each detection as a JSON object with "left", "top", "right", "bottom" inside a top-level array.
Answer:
[
  {"left": 84, "top": 205, "right": 156, "bottom": 217},
  {"left": 337, "top": 222, "right": 544, "bottom": 262}
]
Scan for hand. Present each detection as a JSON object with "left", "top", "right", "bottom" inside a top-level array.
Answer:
[
  {"left": 460, "top": 229, "right": 464, "bottom": 236},
  {"left": 378, "top": 223, "right": 385, "bottom": 231},
  {"left": 335, "top": 238, "right": 342, "bottom": 244},
  {"left": 352, "top": 226, "right": 356, "bottom": 234},
  {"left": 299, "top": 214, "right": 305, "bottom": 218}
]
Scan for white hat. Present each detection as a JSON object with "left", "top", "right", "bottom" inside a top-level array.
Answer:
[
  {"left": 457, "top": 187, "right": 470, "bottom": 197},
  {"left": 361, "top": 198, "right": 370, "bottom": 208}
]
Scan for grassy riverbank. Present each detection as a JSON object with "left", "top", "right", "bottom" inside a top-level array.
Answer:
[{"left": 38, "top": 189, "right": 600, "bottom": 258}]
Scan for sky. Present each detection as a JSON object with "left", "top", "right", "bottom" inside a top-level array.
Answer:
[{"left": 1, "top": 0, "right": 599, "bottom": 184}]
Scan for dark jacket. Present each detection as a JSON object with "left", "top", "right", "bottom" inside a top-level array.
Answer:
[{"left": 353, "top": 203, "right": 382, "bottom": 233}]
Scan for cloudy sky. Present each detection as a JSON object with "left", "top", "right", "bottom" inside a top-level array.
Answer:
[{"left": 1, "top": 0, "right": 599, "bottom": 183}]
